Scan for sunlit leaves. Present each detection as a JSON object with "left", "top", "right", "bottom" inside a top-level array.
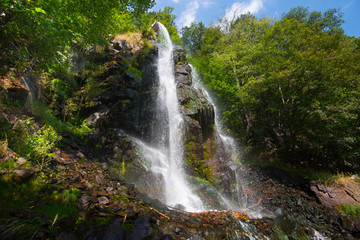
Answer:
[{"left": 191, "top": 7, "right": 360, "bottom": 171}]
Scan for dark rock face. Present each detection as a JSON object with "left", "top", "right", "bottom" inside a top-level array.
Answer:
[
  {"left": 172, "top": 46, "right": 187, "bottom": 65},
  {"left": 137, "top": 49, "right": 159, "bottom": 141},
  {"left": 175, "top": 64, "right": 192, "bottom": 85},
  {"left": 82, "top": 62, "right": 140, "bottom": 133},
  {"left": 132, "top": 216, "right": 153, "bottom": 240}
]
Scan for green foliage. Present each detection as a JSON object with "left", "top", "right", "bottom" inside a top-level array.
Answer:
[
  {"left": 0, "top": 117, "right": 61, "bottom": 167},
  {"left": 32, "top": 100, "right": 92, "bottom": 138},
  {"left": 144, "top": 6, "right": 182, "bottom": 45},
  {"left": 0, "top": 0, "right": 155, "bottom": 73},
  {"left": 338, "top": 204, "right": 360, "bottom": 218},
  {"left": 283, "top": 7, "right": 344, "bottom": 34},
  {"left": 191, "top": 7, "right": 360, "bottom": 171},
  {"left": 184, "top": 139, "right": 213, "bottom": 182},
  {"left": 181, "top": 22, "right": 206, "bottom": 56}
]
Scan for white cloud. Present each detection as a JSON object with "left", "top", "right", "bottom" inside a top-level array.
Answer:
[
  {"left": 218, "top": 0, "right": 264, "bottom": 32},
  {"left": 172, "top": 0, "right": 180, "bottom": 3},
  {"left": 177, "top": 0, "right": 214, "bottom": 28},
  {"left": 343, "top": 0, "right": 355, "bottom": 10},
  {"left": 177, "top": 0, "right": 201, "bottom": 28},
  {"left": 224, "top": 0, "right": 264, "bottom": 22},
  {"left": 200, "top": 0, "right": 215, "bottom": 7}
]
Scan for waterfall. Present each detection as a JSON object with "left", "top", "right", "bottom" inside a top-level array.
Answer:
[
  {"left": 132, "top": 23, "right": 253, "bottom": 213},
  {"left": 191, "top": 65, "right": 249, "bottom": 209},
  {"left": 139, "top": 22, "right": 204, "bottom": 212}
]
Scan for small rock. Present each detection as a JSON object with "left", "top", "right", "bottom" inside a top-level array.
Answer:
[
  {"left": 75, "top": 151, "right": 85, "bottom": 159},
  {"left": 16, "top": 157, "right": 27, "bottom": 166},
  {"left": 86, "top": 181, "right": 94, "bottom": 190},
  {"left": 95, "top": 174, "right": 106, "bottom": 185},
  {"left": 13, "top": 168, "right": 35, "bottom": 183},
  {"left": 102, "top": 163, "right": 109, "bottom": 171},
  {"left": 79, "top": 195, "right": 97, "bottom": 210},
  {"left": 106, "top": 187, "right": 114, "bottom": 192},
  {"left": 98, "top": 196, "right": 110, "bottom": 205}
]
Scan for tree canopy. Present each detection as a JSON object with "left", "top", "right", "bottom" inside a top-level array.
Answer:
[
  {"left": 187, "top": 7, "right": 360, "bottom": 171},
  {"left": 0, "top": 0, "right": 155, "bottom": 72}
]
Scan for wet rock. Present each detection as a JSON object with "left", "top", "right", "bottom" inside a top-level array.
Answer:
[
  {"left": 177, "top": 83, "right": 214, "bottom": 140},
  {"left": 175, "top": 64, "right": 192, "bottom": 85},
  {"left": 132, "top": 216, "right": 153, "bottom": 240}
]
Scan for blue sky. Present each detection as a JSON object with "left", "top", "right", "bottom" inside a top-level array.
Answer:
[{"left": 151, "top": 0, "right": 359, "bottom": 37}]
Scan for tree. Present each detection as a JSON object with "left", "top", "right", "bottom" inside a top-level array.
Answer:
[
  {"left": 0, "top": 0, "right": 155, "bottom": 73},
  {"left": 191, "top": 8, "right": 360, "bottom": 171},
  {"left": 283, "top": 6, "right": 344, "bottom": 34},
  {"left": 181, "top": 22, "right": 206, "bottom": 56}
]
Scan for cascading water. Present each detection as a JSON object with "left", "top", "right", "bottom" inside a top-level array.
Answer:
[
  {"left": 136, "top": 22, "right": 204, "bottom": 212},
  {"left": 190, "top": 65, "right": 249, "bottom": 209},
  {"left": 133, "top": 22, "right": 252, "bottom": 214}
]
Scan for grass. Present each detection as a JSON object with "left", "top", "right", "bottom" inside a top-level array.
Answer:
[
  {"left": 337, "top": 204, "right": 360, "bottom": 218},
  {"left": 32, "top": 100, "right": 92, "bottom": 138},
  {"left": 244, "top": 157, "right": 349, "bottom": 185}
]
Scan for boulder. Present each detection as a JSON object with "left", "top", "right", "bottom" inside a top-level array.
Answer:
[
  {"left": 309, "top": 181, "right": 360, "bottom": 207},
  {"left": 13, "top": 167, "right": 36, "bottom": 183},
  {"left": 175, "top": 64, "right": 192, "bottom": 85},
  {"left": 83, "top": 219, "right": 130, "bottom": 240},
  {"left": 177, "top": 83, "right": 214, "bottom": 140},
  {"left": 132, "top": 216, "right": 153, "bottom": 240},
  {"left": 0, "top": 75, "right": 29, "bottom": 103}
]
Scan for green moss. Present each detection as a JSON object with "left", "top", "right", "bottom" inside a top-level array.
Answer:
[
  {"left": 95, "top": 216, "right": 114, "bottom": 228},
  {"left": 184, "top": 99, "right": 191, "bottom": 109},
  {"left": 113, "top": 194, "right": 130, "bottom": 203},
  {"left": 184, "top": 138, "right": 213, "bottom": 183}
]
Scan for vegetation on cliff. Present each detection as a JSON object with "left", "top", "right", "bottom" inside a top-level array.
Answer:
[{"left": 183, "top": 7, "right": 360, "bottom": 173}]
